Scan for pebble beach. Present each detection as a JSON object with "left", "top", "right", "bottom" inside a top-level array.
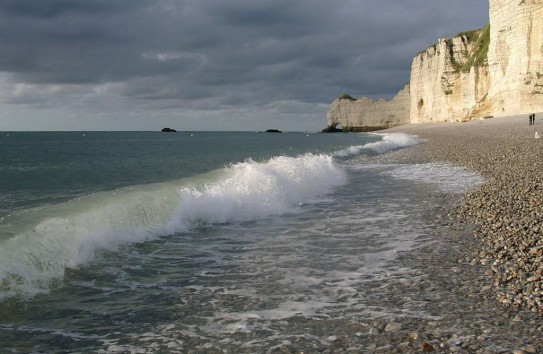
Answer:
[{"left": 360, "top": 114, "right": 543, "bottom": 353}]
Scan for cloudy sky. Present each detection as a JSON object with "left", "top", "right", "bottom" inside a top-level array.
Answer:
[{"left": 0, "top": 0, "right": 489, "bottom": 131}]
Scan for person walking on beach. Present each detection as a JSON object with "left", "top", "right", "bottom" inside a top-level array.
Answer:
[
  {"left": 529, "top": 113, "right": 534, "bottom": 125},
  {"left": 533, "top": 113, "right": 536, "bottom": 125}
]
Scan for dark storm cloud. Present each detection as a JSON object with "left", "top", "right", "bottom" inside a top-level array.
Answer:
[
  {"left": 0, "top": 0, "right": 150, "bottom": 18},
  {"left": 0, "top": 0, "right": 489, "bottom": 129}
]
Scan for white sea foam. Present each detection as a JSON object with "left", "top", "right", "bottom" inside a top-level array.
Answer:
[
  {"left": 166, "top": 154, "right": 345, "bottom": 232},
  {"left": 0, "top": 153, "right": 346, "bottom": 299},
  {"left": 385, "top": 163, "right": 485, "bottom": 194},
  {"left": 334, "top": 133, "right": 422, "bottom": 157}
]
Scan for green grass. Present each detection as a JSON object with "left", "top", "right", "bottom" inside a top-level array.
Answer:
[
  {"left": 414, "top": 24, "right": 490, "bottom": 73},
  {"left": 339, "top": 93, "right": 356, "bottom": 101},
  {"left": 454, "top": 24, "right": 490, "bottom": 73}
]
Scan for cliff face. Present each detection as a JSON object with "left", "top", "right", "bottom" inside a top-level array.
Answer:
[
  {"left": 410, "top": 28, "right": 492, "bottom": 123},
  {"left": 326, "top": 84, "right": 410, "bottom": 132},
  {"left": 327, "top": 0, "right": 543, "bottom": 129},
  {"left": 487, "top": 0, "right": 543, "bottom": 116},
  {"left": 410, "top": 0, "right": 543, "bottom": 123}
]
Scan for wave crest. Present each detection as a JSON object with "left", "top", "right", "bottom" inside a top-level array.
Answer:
[
  {"left": 166, "top": 154, "right": 345, "bottom": 232},
  {"left": 0, "top": 153, "right": 345, "bottom": 299},
  {"left": 335, "top": 133, "right": 422, "bottom": 157}
]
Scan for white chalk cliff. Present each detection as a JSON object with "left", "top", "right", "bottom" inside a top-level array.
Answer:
[
  {"left": 486, "top": 0, "right": 543, "bottom": 116},
  {"left": 325, "top": 85, "right": 410, "bottom": 132},
  {"left": 326, "top": 0, "right": 543, "bottom": 130}
]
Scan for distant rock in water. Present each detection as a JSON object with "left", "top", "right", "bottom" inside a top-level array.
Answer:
[
  {"left": 161, "top": 128, "right": 177, "bottom": 132},
  {"left": 265, "top": 129, "right": 282, "bottom": 133}
]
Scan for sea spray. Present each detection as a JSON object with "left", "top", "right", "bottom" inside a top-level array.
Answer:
[
  {"left": 166, "top": 153, "right": 346, "bottom": 232},
  {"left": 0, "top": 132, "right": 427, "bottom": 299},
  {"left": 334, "top": 133, "right": 422, "bottom": 157},
  {"left": 0, "top": 153, "right": 346, "bottom": 299}
]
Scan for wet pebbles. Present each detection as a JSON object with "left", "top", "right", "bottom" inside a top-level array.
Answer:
[{"left": 373, "top": 115, "right": 543, "bottom": 353}]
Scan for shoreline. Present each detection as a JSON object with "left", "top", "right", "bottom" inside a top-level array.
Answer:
[
  {"left": 386, "top": 114, "right": 543, "bottom": 311},
  {"left": 367, "top": 114, "right": 543, "bottom": 352}
]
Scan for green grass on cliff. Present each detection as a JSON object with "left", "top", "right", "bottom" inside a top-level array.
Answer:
[
  {"left": 338, "top": 93, "right": 356, "bottom": 101},
  {"left": 416, "top": 24, "right": 490, "bottom": 72},
  {"left": 455, "top": 24, "right": 490, "bottom": 73}
]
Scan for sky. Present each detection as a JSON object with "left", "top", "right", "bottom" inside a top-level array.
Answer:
[{"left": 0, "top": 0, "right": 489, "bottom": 132}]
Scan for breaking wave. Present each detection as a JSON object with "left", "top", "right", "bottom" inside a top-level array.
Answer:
[
  {"left": 334, "top": 133, "right": 422, "bottom": 157},
  {"left": 0, "top": 153, "right": 345, "bottom": 299}
]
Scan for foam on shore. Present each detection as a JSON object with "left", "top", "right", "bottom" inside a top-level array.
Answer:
[{"left": 385, "top": 113, "right": 543, "bottom": 312}]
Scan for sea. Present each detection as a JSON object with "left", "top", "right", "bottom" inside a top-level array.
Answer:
[{"left": 0, "top": 131, "right": 485, "bottom": 353}]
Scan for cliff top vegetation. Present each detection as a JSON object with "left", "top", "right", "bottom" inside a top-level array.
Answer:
[
  {"left": 338, "top": 93, "right": 356, "bottom": 101},
  {"left": 453, "top": 24, "right": 490, "bottom": 73}
]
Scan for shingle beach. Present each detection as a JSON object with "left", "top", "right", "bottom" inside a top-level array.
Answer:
[
  {"left": 389, "top": 114, "right": 543, "bottom": 311},
  {"left": 353, "top": 115, "right": 543, "bottom": 353}
]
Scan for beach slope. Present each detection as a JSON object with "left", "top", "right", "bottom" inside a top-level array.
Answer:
[{"left": 389, "top": 114, "right": 543, "bottom": 312}]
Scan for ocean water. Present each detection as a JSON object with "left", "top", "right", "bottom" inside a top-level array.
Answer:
[{"left": 0, "top": 131, "right": 484, "bottom": 353}]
